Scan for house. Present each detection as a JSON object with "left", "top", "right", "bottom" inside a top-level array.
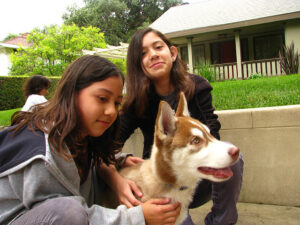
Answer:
[
  {"left": 0, "top": 33, "right": 31, "bottom": 76},
  {"left": 150, "top": 0, "right": 300, "bottom": 80}
]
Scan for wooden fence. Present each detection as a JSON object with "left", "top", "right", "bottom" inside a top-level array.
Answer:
[{"left": 211, "top": 58, "right": 283, "bottom": 80}]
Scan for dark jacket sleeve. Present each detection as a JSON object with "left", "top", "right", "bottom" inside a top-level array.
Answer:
[
  {"left": 117, "top": 108, "right": 139, "bottom": 148},
  {"left": 190, "top": 75, "right": 221, "bottom": 140}
]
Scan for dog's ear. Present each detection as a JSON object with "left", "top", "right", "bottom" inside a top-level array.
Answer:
[
  {"left": 157, "top": 101, "right": 176, "bottom": 137},
  {"left": 175, "top": 92, "right": 190, "bottom": 117}
]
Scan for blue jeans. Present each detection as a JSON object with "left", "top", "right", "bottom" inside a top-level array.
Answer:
[
  {"left": 182, "top": 155, "right": 244, "bottom": 225},
  {"left": 10, "top": 197, "right": 89, "bottom": 225}
]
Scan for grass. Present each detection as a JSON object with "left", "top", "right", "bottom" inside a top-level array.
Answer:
[
  {"left": 0, "top": 108, "right": 20, "bottom": 126},
  {"left": 211, "top": 74, "right": 300, "bottom": 110},
  {"left": 0, "top": 74, "right": 299, "bottom": 126}
]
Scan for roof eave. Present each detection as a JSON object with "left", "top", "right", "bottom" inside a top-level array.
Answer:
[
  {"left": 163, "top": 11, "right": 300, "bottom": 38},
  {"left": 0, "top": 43, "right": 20, "bottom": 49}
]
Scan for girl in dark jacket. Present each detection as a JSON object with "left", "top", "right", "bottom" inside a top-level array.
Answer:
[{"left": 118, "top": 28, "right": 244, "bottom": 225}]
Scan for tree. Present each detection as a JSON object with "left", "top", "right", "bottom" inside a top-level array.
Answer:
[
  {"left": 10, "top": 24, "right": 106, "bottom": 76},
  {"left": 63, "top": 0, "right": 183, "bottom": 45},
  {"left": 63, "top": 0, "right": 128, "bottom": 45},
  {"left": 124, "top": 0, "right": 183, "bottom": 29}
]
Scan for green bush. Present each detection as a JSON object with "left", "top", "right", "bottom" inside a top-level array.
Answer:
[
  {"left": 0, "top": 76, "right": 60, "bottom": 110},
  {"left": 0, "top": 76, "right": 26, "bottom": 110},
  {"left": 279, "top": 41, "right": 299, "bottom": 75},
  {"left": 194, "top": 62, "right": 216, "bottom": 82},
  {"left": 247, "top": 73, "right": 264, "bottom": 80},
  {"left": 107, "top": 58, "right": 127, "bottom": 75}
]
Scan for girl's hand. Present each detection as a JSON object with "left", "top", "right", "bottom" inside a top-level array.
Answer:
[
  {"left": 114, "top": 175, "right": 143, "bottom": 208},
  {"left": 124, "top": 156, "right": 144, "bottom": 167},
  {"left": 142, "top": 198, "right": 181, "bottom": 225},
  {"left": 96, "top": 163, "right": 143, "bottom": 207}
]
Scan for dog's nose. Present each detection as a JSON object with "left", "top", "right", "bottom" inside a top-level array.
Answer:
[{"left": 228, "top": 146, "right": 240, "bottom": 161}]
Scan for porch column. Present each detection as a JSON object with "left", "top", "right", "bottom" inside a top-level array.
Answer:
[
  {"left": 187, "top": 37, "right": 193, "bottom": 73},
  {"left": 235, "top": 30, "right": 243, "bottom": 79}
]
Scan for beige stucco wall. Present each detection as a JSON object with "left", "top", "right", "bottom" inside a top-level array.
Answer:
[
  {"left": 285, "top": 19, "right": 300, "bottom": 74},
  {"left": 218, "top": 105, "right": 300, "bottom": 207},
  {"left": 123, "top": 105, "right": 300, "bottom": 207},
  {"left": 0, "top": 48, "right": 11, "bottom": 76}
]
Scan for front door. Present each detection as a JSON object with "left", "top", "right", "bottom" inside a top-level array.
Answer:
[{"left": 220, "top": 41, "right": 236, "bottom": 63}]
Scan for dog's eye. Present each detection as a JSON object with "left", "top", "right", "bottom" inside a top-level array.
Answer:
[{"left": 191, "top": 137, "right": 201, "bottom": 145}]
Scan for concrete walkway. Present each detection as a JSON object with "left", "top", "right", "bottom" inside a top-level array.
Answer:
[{"left": 190, "top": 201, "right": 300, "bottom": 225}]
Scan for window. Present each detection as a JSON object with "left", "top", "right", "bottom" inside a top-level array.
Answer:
[
  {"left": 180, "top": 46, "right": 188, "bottom": 64},
  {"left": 241, "top": 38, "right": 249, "bottom": 61},
  {"left": 192, "top": 44, "right": 205, "bottom": 66},
  {"left": 180, "top": 44, "right": 206, "bottom": 67},
  {"left": 210, "top": 42, "right": 220, "bottom": 64},
  {"left": 254, "top": 34, "right": 283, "bottom": 60}
]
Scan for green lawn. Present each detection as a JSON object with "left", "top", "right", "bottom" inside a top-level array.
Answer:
[
  {"left": 0, "top": 108, "right": 20, "bottom": 126},
  {"left": 1, "top": 74, "right": 299, "bottom": 126},
  {"left": 211, "top": 74, "right": 300, "bottom": 110}
]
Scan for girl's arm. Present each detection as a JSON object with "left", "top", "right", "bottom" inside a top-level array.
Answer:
[
  {"left": 96, "top": 162, "right": 143, "bottom": 207},
  {"left": 96, "top": 163, "right": 181, "bottom": 225},
  {"left": 117, "top": 111, "right": 139, "bottom": 148}
]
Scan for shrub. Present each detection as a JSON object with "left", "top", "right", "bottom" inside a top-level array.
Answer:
[
  {"left": 0, "top": 76, "right": 26, "bottom": 110},
  {"left": 247, "top": 73, "right": 264, "bottom": 80},
  {"left": 279, "top": 41, "right": 299, "bottom": 75},
  {"left": 107, "top": 58, "right": 127, "bottom": 75},
  {"left": 194, "top": 61, "right": 216, "bottom": 82}
]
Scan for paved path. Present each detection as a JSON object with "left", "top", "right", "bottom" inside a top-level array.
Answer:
[{"left": 190, "top": 201, "right": 300, "bottom": 225}]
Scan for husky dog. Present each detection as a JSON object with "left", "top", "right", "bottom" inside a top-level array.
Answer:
[{"left": 120, "top": 92, "right": 239, "bottom": 225}]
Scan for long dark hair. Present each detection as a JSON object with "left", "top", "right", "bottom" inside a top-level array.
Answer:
[
  {"left": 122, "top": 27, "right": 195, "bottom": 117},
  {"left": 11, "top": 55, "right": 124, "bottom": 166}
]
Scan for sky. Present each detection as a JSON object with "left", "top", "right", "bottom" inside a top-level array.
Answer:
[
  {"left": 0, "top": 0, "right": 204, "bottom": 41},
  {"left": 0, "top": 0, "right": 85, "bottom": 41}
]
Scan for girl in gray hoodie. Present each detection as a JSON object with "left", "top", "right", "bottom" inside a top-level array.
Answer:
[{"left": 0, "top": 55, "right": 180, "bottom": 225}]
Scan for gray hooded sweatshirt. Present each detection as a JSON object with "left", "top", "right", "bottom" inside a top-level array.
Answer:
[{"left": 0, "top": 126, "right": 145, "bottom": 225}]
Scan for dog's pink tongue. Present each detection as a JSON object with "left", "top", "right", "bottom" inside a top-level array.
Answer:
[
  {"left": 214, "top": 167, "right": 233, "bottom": 179},
  {"left": 198, "top": 167, "right": 233, "bottom": 179}
]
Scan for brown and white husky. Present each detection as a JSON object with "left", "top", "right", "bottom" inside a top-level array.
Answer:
[{"left": 120, "top": 92, "right": 239, "bottom": 225}]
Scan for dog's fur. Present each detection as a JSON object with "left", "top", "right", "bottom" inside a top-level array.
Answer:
[{"left": 119, "top": 92, "right": 240, "bottom": 225}]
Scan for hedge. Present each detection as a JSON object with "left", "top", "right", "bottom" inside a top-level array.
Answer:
[{"left": 0, "top": 76, "right": 60, "bottom": 110}]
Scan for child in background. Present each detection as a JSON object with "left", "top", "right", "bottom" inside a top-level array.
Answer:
[
  {"left": 0, "top": 55, "right": 180, "bottom": 225},
  {"left": 21, "top": 75, "right": 51, "bottom": 111}
]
